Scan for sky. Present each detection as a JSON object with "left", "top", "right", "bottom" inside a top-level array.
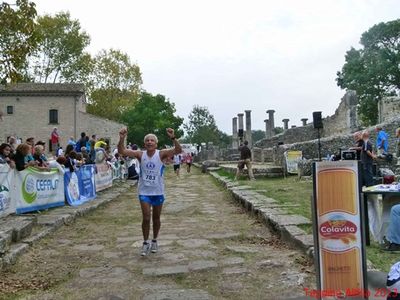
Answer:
[{"left": 34, "top": 0, "right": 400, "bottom": 133}]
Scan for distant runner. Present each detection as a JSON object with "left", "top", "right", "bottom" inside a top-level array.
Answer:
[{"left": 117, "top": 127, "right": 182, "bottom": 256}]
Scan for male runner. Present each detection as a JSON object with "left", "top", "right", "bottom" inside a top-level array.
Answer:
[{"left": 118, "top": 128, "right": 182, "bottom": 256}]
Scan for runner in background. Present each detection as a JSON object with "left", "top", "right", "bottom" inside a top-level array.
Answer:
[
  {"left": 173, "top": 153, "right": 181, "bottom": 177},
  {"left": 185, "top": 152, "right": 193, "bottom": 173}
]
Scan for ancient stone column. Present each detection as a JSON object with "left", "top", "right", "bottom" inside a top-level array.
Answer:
[
  {"left": 232, "top": 117, "right": 238, "bottom": 149},
  {"left": 301, "top": 118, "right": 308, "bottom": 126},
  {"left": 245, "top": 110, "right": 252, "bottom": 147},
  {"left": 267, "top": 109, "right": 275, "bottom": 137},
  {"left": 264, "top": 119, "right": 271, "bottom": 138},
  {"left": 237, "top": 113, "right": 244, "bottom": 143},
  {"left": 282, "top": 118, "right": 289, "bottom": 130}
]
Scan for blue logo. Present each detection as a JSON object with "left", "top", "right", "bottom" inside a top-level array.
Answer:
[{"left": 146, "top": 162, "right": 156, "bottom": 169}]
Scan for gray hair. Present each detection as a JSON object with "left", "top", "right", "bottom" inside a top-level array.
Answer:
[{"left": 144, "top": 133, "right": 158, "bottom": 143}]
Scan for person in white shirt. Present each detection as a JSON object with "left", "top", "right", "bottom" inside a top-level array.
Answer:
[{"left": 118, "top": 127, "right": 182, "bottom": 256}]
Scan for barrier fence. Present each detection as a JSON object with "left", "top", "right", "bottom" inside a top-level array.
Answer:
[{"left": 0, "top": 161, "right": 123, "bottom": 218}]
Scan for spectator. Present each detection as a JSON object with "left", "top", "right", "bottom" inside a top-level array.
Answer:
[
  {"left": 51, "top": 127, "right": 60, "bottom": 155},
  {"left": 383, "top": 205, "right": 400, "bottom": 252},
  {"left": 35, "top": 140, "right": 47, "bottom": 156},
  {"left": 65, "top": 144, "right": 75, "bottom": 157},
  {"left": 361, "top": 131, "right": 376, "bottom": 187},
  {"left": 56, "top": 146, "right": 64, "bottom": 157},
  {"left": 0, "top": 143, "right": 15, "bottom": 168},
  {"left": 85, "top": 136, "right": 90, "bottom": 151},
  {"left": 65, "top": 150, "right": 78, "bottom": 172},
  {"left": 67, "top": 136, "right": 76, "bottom": 146},
  {"left": 75, "top": 132, "right": 86, "bottom": 153},
  {"left": 395, "top": 128, "right": 400, "bottom": 158},
  {"left": 89, "top": 140, "right": 96, "bottom": 163},
  {"left": 14, "top": 143, "right": 38, "bottom": 171},
  {"left": 235, "top": 141, "right": 255, "bottom": 181},
  {"left": 33, "top": 145, "right": 50, "bottom": 170},
  {"left": 350, "top": 131, "right": 363, "bottom": 160},
  {"left": 7, "top": 136, "right": 17, "bottom": 153},
  {"left": 94, "top": 138, "right": 107, "bottom": 149},
  {"left": 376, "top": 126, "right": 389, "bottom": 157},
  {"left": 81, "top": 146, "right": 91, "bottom": 164}
]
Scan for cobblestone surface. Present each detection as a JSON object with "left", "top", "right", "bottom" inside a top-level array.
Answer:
[{"left": 0, "top": 168, "right": 315, "bottom": 299}]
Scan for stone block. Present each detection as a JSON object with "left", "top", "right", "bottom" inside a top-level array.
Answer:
[
  {"left": 0, "top": 229, "right": 12, "bottom": 254},
  {"left": 0, "top": 217, "right": 36, "bottom": 242},
  {"left": 2, "top": 242, "right": 29, "bottom": 266},
  {"left": 188, "top": 260, "right": 218, "bottom": 271},
  {"left": 143, "top": 265, "right": 189, "bottom": 276},
  {"left": 267, "top": 214, "right": 311, "bottom": 229},
  {"left": 36, "top": 215, "right": 66, "bottom": 229}
]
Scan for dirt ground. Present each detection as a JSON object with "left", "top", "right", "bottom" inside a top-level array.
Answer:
[{"left": 0, "top": 167, "right": 315, "bottom": 300}]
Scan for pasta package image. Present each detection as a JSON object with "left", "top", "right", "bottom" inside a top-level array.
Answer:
[{"left": 313, "top": 161, "right": 367, "bottom": 300}]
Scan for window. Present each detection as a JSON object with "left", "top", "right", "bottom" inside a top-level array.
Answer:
[
  {"left": 49, "top": 109, "right": 58, "bottom": 124},
  {"left": 6, "top": 106, "right": 13, "bottom": 114}
]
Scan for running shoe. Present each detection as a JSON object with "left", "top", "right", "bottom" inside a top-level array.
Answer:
[
  {"left": 151, "top": 240, "right": 158, "bottom": 253},
  {"left": 141, "top": 242, "right": 151, "bottom": 256}
]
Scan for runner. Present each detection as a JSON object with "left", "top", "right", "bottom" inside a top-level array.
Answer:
[
  {"left": 185, "top": 152, "right": 193, "bottom": 173},
  {"left": 173, "top": 153, "right": 181, "bottom": 177},
  {"left": 117, "top": 127, "right": 182, "bottom": 256}
]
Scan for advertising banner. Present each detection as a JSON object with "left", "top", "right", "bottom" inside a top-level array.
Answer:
[
  {"left": 14, "top": 167, "right": 65, "bottom": 214},
  {"left": 312, "top": 161, "right": 367, "bottom": 299},
  {"left": 95, "top": 163, "right": 113, "bottom": 192},
  {"left": 64, "top": 164, "right": 96, "bottom": 206},
  {"left": 284, "top": 150, "right": 302, "bottom": 174},
  {"left": 0, "top": 164, "right": 15, "bottom": 218}
]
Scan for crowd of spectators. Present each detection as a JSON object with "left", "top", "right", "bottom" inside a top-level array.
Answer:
[{"left": 0, "top": 130, "right": 128, "bottom": 176}]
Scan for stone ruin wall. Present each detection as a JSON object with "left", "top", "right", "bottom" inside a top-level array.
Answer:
[
  {"left": 253, "top": 91, "right": 360, "bottom": 150},
  {"left": 378, "top": 96, "right": 400, "bottom": 123}
]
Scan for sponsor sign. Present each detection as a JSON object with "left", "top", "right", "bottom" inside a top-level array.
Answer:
[
  {"left": 64, "top": 164, "right": 96, "bottom": 206},
  {"left": 0, "top": 163, "right": 15, "bottom": 218},
  {"left": 14, "top": 167, "right": 65, "bottom": 214},
  {"left": 284, "top": 150, "right": 302, "bottom": 174},
  {"left": 95, "top": 163, "right": 113, "bottom": 192},
  {"left": 312, "top": 161, "right": 367, "bottom": 299}
]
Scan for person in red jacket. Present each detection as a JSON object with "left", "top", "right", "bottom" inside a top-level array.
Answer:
[{"left": 51, "top": 127, "right": 60, "bottom": 156}]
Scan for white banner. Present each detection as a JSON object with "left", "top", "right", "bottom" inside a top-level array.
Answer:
[
  {"left": 95, "top": 163, "right": 113, "bottom": 192},
  {"left": 0, "top": 164, "right": 15, "bottom": 218},
  {"left": 14, "top": 167, "right": 65, "bottom": 214}
]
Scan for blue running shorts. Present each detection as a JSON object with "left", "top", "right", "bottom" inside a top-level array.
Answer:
[{"left": 138, "top": 195, "right": 165, "bottom": 206}]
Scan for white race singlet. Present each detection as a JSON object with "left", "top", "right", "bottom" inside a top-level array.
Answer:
[{"left": 138, "top": 150, "right": 165, "bottom": 196}]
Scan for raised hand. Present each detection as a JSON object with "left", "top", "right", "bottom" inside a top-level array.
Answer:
[
  {"left": 166, "top": 128, "right": 175, "bottom": 139},
  {"left": 119, "top": 128, "right": 128, "bottom": 139}
]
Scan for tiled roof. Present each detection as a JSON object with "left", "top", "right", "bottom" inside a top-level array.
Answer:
[{"left": 0, "top": 83, "right": 86, "bottom": 96}]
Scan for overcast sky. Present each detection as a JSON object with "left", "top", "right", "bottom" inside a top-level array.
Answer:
[{"left": 35, "top": 0, "right": 400, "bottom": 133}]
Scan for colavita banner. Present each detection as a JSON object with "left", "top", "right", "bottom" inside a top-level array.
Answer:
[
  {"left": 0, "top": 163, "right": 15, "bottom": 218},
  {"left": 284, "top": 150, "right": 302, "bottom": 174},
  {"left": 312, "top": 161, "right": 367, "bottom": 300},
  {"left": 64, "top": 164, "right": 96, "bottom": 206},
  {"left": 14, "top": 167, "right": 65, "bottom": 214}
]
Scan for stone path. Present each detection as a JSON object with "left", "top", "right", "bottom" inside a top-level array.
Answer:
[{"left": 0, "top": 168, "right": 315, "bottom": 299}]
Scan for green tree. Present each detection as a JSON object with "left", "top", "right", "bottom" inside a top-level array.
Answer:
[
  {"left": 121, "top": 92, "right": 183, "bottom": 147},
  {"left": 28, "top": 12, "right": 92, "bottom": 83},
  {"left": 336, "top": 19, "right": 400, "bottom": 125},
  {"left": 184, "top": 105, "right": 225, "bottom": 146},
  {"left": 252, "top": 130, "right": 266, "bottom": 143},
  {"left": 0, "top": 0, "right": 37, "bottom": 83},
  {"left": 87, "top": 49, "right": 142, "bottom": 121}
]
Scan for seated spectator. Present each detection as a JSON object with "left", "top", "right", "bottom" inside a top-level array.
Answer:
[
  {"left": 7, "top": 136, "right": 17, "bottom": 154},
  {"left": 35, "top": 140, "right": 48, "bottom": 160},
  {"left": 89, "top": 140, "right": 96, "bottom": 163},
  {"left": 65, "top": 144, "right": 74, "bottom": 157},
  {"left": 25, "top": 137, "right": 35, "bottom": 160},
  {"left": 76, "top": 152, "right": 85, "bottom": 166},
  {"left": 384, "top": 204, "right": 400, "bottom": 252},
  {"left": 0, "top": 143, "right": 16, "bottom": 168},
  {"left": 14, "top": 143, "right": 38, "bottom": 171}
]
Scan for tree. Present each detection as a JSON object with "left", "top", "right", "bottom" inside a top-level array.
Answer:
[
  {"left": 184, "top": 105, "right": 225, "bottom": 146},
  {"left": 28, "top": 12, "right": 92, "bottom": 83},
  {"left": 0, "top": 0, "right": 37, "bottom": 83},
  {"left": 252, "top": 130, "right": 266, "bottom": 143},
  {"left": 87, "top": 49, "right": 142, "bottom": 121},
  {"left": 336, "top": 19, "right": 400, "bottom": 125},
  {"left": 120, "top": 92, "right": 183, "bottom": 147}
]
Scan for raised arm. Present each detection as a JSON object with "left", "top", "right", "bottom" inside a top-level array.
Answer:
[
  {"left": 160, "top": 128, "right": 182, "bottom": 160},
  {"left": 117, "top": 128, "right": 141, "bottom": 159}
]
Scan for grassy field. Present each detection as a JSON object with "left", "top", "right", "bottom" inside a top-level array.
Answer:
[{"left": 215, "top": 169, "right": 398, "bottom": 272}]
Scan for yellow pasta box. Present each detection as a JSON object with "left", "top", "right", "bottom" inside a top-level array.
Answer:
[{"left": 312, "top": 161, "right": 368, "bottom": 300}]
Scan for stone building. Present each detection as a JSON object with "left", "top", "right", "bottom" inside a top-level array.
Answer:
[{"left": 0, "top": 83, "right": 124, "bottom": 152}]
